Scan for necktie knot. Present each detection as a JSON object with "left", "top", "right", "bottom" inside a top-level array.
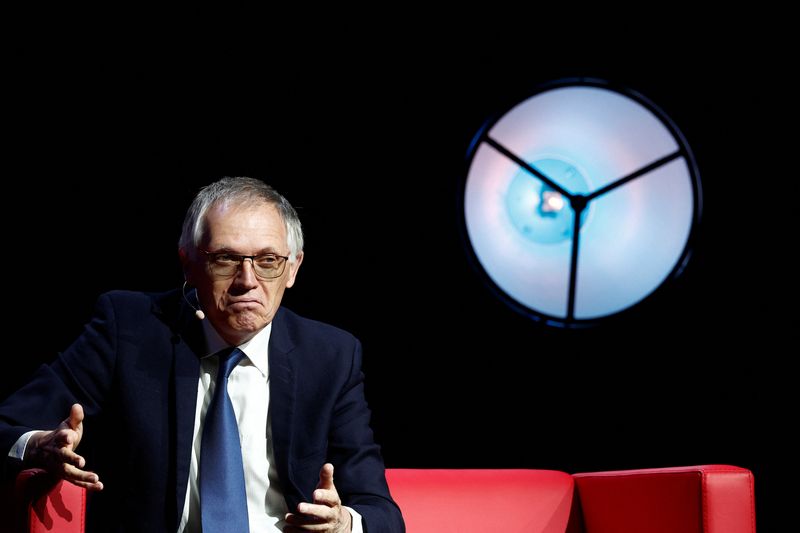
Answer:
[{"left": 218, "top": 347, "right": 245, "bottom": 379}]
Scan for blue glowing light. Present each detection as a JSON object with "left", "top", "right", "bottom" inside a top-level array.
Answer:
[{"left": 505, "top": 158, "right": 590, "bottom": 245}]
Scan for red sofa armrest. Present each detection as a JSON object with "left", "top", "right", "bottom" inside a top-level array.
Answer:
[
  {"left": 0, "top": 469, "right": 86, "bottom": 533},
  {"left": 573, "top": 464, "right": 755, "bottom": 533}
]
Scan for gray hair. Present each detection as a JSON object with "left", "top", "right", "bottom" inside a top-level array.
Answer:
[{"left": 179, "top": 177, "right": 304, "bottom": 261}]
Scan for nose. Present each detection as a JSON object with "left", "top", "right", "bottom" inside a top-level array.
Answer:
[{"left": 232, "top": 257, "right": 259, "bottom": 290}]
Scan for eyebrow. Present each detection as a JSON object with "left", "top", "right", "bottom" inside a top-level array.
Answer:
[{"left": 211, "top": 246, "right": 283, "bottom": 255}]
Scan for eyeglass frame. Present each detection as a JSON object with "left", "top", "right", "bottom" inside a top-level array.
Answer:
[{"left": 198, "top": 249, "right": 291, "bottom": 280}]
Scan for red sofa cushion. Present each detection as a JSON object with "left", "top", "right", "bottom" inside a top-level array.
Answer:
[{"left": 386, "top": 469, "right": 575, "bottom": 533}]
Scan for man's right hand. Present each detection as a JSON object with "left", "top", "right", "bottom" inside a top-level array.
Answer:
[{"left": 25, "top": 403, "right": 104, "bottom": 491}]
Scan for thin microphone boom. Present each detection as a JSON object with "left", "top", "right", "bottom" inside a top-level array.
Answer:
[{"left": 182, "top": 281, "right": 206, "bottom": 320}]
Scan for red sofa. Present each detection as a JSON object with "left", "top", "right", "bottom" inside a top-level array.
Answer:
[
  {"left": 388, "top": 465, "right": 755, "bottom": 532},
  {"left": 1, "top": 465, "right": 754, "bottom": 532}
]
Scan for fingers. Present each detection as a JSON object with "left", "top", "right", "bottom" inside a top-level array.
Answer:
[
  {"left": 284, "top": 503, "right": 351, "bottom": 532},
  {"left": 284, "top": 505, "right": 335, "bottom": 531},
  {"left": 70, "top": 479, "right": 104, "bottom": 491},
  {"left": 46, "top": 441, "right": 89, "bottom": 477},
  {"left": 312, "top": 488, "right": 340, "bottom": 507},
  {"left": 55, "top": 441, "right": 86, "bottom": 469},
  {"left": 63, "top": 463, "right": 104, "bottom": 491}
]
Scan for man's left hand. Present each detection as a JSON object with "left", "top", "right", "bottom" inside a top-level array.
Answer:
[{"left": 284, "top": 462, "right": 352, "bottom": 532}]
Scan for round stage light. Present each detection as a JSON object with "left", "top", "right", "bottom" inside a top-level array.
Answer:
[{"left": 462, "top": 79, "right": 702, "bottom": 326}]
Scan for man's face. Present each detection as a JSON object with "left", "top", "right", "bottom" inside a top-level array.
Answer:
[{"left": 184, "top": 201, "right": 302, "bottom": 345}]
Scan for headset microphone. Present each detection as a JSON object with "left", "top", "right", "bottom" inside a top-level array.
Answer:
[{"left": 182, "top": 281, "right": 206, "bottom": 320}]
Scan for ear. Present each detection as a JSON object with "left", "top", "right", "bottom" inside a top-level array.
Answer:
[
  {"left": 179, "top": 248, "right": 194, "bottom": 284},
  {"left": 285, "top": 251, "right": 304, "bottom": 288}
]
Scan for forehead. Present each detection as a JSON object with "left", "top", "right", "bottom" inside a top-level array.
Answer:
[{"left": 201, "top": 201, "right": 287, "bottom": 249}]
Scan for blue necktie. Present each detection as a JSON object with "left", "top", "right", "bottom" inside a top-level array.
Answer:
[{"left": 200, "top": 347, "right": 250, "bottom": 532}]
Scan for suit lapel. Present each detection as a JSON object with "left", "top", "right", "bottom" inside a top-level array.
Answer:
[
  {"left": 153, "top": 292, "right": 205, "bottom": 530},
  {"left": 268, "top": 308, "right": 298, "bottom": 504}
]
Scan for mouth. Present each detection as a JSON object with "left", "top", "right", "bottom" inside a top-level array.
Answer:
[{"left": 227, "top": 299, "right": 261, "bottom": 310}]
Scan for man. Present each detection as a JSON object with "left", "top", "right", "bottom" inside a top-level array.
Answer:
[{"left": 0, "top": 177, "right": 404, "bottom": 532}]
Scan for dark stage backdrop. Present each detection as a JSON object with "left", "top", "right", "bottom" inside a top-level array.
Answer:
[{"left": 4, "top": 43, "right": 790, "bottom": 530}]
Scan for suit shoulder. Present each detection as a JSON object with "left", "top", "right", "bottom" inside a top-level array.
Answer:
[
  {"left": 98, "top": 289, "right": 156, "bottom": 304},
  {"left": 94, "top": 289, "right": 181, "bottom": 318},
  {"left": 277, "top": 307, "right": 359, "bottom": 347}
]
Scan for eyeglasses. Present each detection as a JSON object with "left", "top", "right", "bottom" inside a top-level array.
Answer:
[{"left": 199, "top": 249, "right": 290, "bottom": 280}]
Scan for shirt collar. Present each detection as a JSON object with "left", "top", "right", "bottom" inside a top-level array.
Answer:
[{"left": 201, "top": 319, "right": 272, "bottom": 376}]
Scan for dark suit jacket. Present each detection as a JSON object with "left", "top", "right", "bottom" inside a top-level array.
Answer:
[{"left": 0, "top": 290, "right": 404, "bottom": 532}]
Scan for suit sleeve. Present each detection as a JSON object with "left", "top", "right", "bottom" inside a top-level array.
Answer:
[
  {"left": 0, "top": 293, "right": 118, "bottom": 476},
  {"left": 327, "top": 340, "right": 405, "bottom": 533}
]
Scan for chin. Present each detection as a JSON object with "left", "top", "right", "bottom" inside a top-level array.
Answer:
[{"left": 229, "top": 313, "right": 269, "bottom": 333}]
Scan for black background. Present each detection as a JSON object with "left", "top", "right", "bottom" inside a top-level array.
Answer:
[{"left": 3, "top": 32, "right": 791, "bottom": 530}]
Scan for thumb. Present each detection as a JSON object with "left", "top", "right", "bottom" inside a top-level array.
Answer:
[
  {"left": 316, "top": 463, "right": 335, "bottom": 490},
  {"left": 59, "top": 403, "right": 85, "bottom": 447},
  {"left": 67, "top": 403, "right": 84, "bottom": 432}
]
